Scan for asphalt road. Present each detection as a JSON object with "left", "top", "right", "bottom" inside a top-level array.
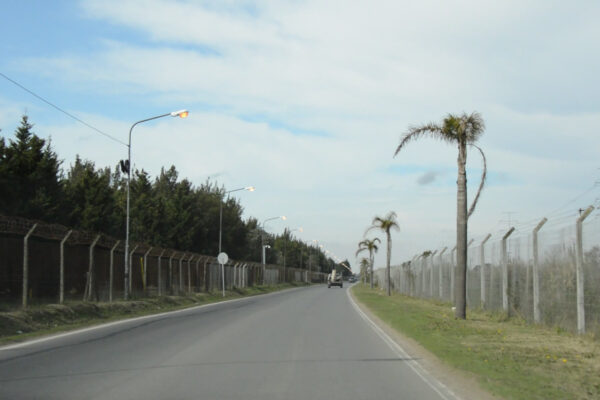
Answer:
[{"left": 0, "top": 285, "right": 456, "bottom": 400}]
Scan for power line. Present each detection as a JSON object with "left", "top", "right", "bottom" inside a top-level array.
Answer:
[
  {"left": 0, "top": 72, "right": 127, "bottom": 147},
  {"left": 544, "top": 184, "right": 597, "bottom": 218}
]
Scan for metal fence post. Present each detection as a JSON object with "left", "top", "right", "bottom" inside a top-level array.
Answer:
[
  {"left": 188, "top": 255, "right": 194, "bottom": 294},
  {"left": 59, "top": 230, "right": 73, "bottom": 304},
  {"left": 480, "top": 234, "right": 491, "bottom": 308},
  {"left": 420, "top": 255, "right": 427, "bottom": 296},
  {"left": 109, "top": 240, "right": 120, "bottom": 303},
  {"left": 22, "top": 224, "right": 38, "bottom": 308},
  {"left": 576, "top": 206, "right": 594, "bottom": 334},
  {"left": 438, "top": 247, "right": 447, "bottom": 298},
  {"left": 158, "top": 249, "right": 165, "bottom": 296},
  {"left": 232, "top": 263, "right": 237, "bottom": 288},
  {"left": 128, "top": 244, "right": 138, "bottom": 297},
  {"left": 239, "top": 263, "right": 244, "bottom": 287},
  {"left": 429, "top": 250, "right": 438, "bottom": 298},
  {"left": 532, "top": 218, "right": 547, "bottom": 323},
  {"left": 84, "top": 235, "right": 101, "bottom": 301},
  {"left": 143, "top": 247, "right": 153, "bottom": 294},
  {"left": 169, "top": 252, "right": 175, "bottom": 294},
  {"left": 195, "top": 256, "right": 201, "bottom": 292},
  {"left": 204, "top": 258, "right": 209, "bottom": 292},
  {"left": 179, "top": 253, "right": 185, "bottom": 294},
  {"left": 502, "top": 227, "right": 515, "bottom": 314}
]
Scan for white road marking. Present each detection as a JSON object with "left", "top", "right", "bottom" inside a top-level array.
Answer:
[{"left": 346, "top": 286, "right": 461, "bottom": 400}]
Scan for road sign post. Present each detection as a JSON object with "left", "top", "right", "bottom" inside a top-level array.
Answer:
[{"left": 218, "top": 252, "right": 229, "bottom": 297}]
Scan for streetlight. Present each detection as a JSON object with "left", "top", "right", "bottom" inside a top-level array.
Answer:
[
  {"left": 219, "top": 186, "right": 254, "bottom": 254},
  {"left": 123, "top": 109, "right": 188, "bottom": 299},
  {"left": 283, "top": 227, "right": 302, "bottom": 282},
  {"left": 262, "top": 245, "right": 271, "bottom": 284},
  {"left": 261, "top": 216, "right": 286, "bottom": 284}
]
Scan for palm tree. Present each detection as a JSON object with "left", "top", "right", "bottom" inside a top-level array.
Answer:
[
  {"left": 356, "top": 237, "right": 380, "bottom": 289},
  {"left": 358, "top": 257, "right": 370, "bottom": 283},
  {"left": 366, "top": 211, "right": 400, "bottom": 296},
  {"left": 395, "top": 112, "right": 486, "bottom": 319}
]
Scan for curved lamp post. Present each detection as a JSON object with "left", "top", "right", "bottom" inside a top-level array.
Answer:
[{"left": 124, "top": 109, "right": 188, "bottom": 299}]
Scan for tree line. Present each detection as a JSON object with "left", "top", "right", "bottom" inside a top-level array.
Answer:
[{"left": 0, "top": 115, "right": 336, "bottom": 272}]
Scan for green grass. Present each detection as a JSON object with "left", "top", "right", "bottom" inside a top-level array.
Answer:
[
  {"left": 0, "top": 283, "right": 305, "bottom": 345},
  {"left": 352, "top": 284, "right": 600, "bottom": 400}
]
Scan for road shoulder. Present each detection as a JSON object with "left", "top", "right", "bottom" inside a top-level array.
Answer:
[
  {"left": 348, "top": 285, "right": 500, "bottom": 400},
  {"left": 0, "top": 283, "right": 309, "bottom": 349}
]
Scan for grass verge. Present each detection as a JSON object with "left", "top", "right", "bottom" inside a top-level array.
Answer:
[
  {"left": 0, "top": 283, "right": 306, "bottom": 345},
  {"left": 352, "top": 284, "right": 600, "bottom": 400}
]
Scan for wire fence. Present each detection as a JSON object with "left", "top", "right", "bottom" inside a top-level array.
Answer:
[
  {"left": 0, "top": 215, "right": 326, "bottom": 310},
  {"left": 374, "top": 206, "right": 600, "bottom": 336}
]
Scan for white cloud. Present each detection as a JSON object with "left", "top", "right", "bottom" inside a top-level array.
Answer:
[{"left": 2, "top": 0, "right": 599, "bottom": 269}]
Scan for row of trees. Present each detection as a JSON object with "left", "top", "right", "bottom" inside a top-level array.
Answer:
[
  {"left": 358, "top": 112, "right": 487, "bottom": 320},
  {"left": 356, "top": 212, "right": 399, "bottom": 296},
  {"left": 0, "top": 115, "right": 335, "bottom": 271}
]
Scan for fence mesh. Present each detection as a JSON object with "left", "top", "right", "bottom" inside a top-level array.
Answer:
[
  {"left": 374, "top": 209, "right": 600, "bottom": 336},
  {"left": 0, "top": 215, "right": 326, "bottom": 310}
]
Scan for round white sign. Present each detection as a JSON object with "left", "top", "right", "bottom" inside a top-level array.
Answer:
[{"left": 217, "top": 252, "right": 229, "bottom": 264}]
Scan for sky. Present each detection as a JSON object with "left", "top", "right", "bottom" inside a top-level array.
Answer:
[{"left": 1, "top": 0, "right": 599, "bottom": 271}]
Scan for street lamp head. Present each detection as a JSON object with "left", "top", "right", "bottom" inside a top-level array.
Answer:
[
  {"left": 170, "top": 109, "right": 189, "bottom": 118},
  {"left": 245, "top": 186, "right": 255, "bottom": 192},
  {"left": 281, "top": 216, "right": 287, "bottom": 221}
]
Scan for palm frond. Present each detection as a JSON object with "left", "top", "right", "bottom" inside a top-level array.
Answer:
[
  {"left": 468, "top": 144, "right": 487, "bottom": 218},
  {"left": 394, "top": 123, "right": 452, "bottom": 157},
  {"left": 356, "top": 237, "right": 380, "bottom": 256},
  {"left": 442, "top": 114, "right": 461, "bottom": 138},
  {"left": 355, "top": 242, "right": 368, "bottom": 256},
  {"left": 364, "top": 224, "right": 378, "bottom": 237},
  {"left": 383, "top": 211, "right": 400, "bottom": 231},
  {"left": 464, "top": 112, "right": 485, "bottom": 143},
  {"left": 367, "top": 211, "right": 400, "bottom": 235}
]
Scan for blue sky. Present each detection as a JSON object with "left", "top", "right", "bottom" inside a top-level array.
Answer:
[{"left": 1, "top": 0, "right": 599, "bottom": 270}]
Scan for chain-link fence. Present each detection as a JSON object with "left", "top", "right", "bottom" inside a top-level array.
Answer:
[
  {"left": 0, "top": 215, "right": 326, "bottom": 310},
  {"left": 374, "top": 206, "right": 600, "bottom": 336}
]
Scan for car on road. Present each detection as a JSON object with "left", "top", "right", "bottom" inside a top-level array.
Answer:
[
  {"left": 348, "top": 276, "right": 357, "bottom": 283},
  {"left": 327, "top": 270, "right": 343, "bottom": 288}
]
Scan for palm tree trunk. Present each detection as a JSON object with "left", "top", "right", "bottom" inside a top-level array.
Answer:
[
  {"left": 369, "top": 252, "right": 374, "bottom": 289},
  {"left": 386, "top": 232, "right": 392, "bottom": 296},
  {"left": 455, "top": 140, "right": 468, "bottom": 319}
]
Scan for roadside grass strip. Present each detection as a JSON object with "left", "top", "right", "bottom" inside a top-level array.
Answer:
[
  {"left": 351, "top": 284, "right": 600, "bottom": 400},
  {"left": 0, "top": 283, "right": 306, "bottom": 345}
]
